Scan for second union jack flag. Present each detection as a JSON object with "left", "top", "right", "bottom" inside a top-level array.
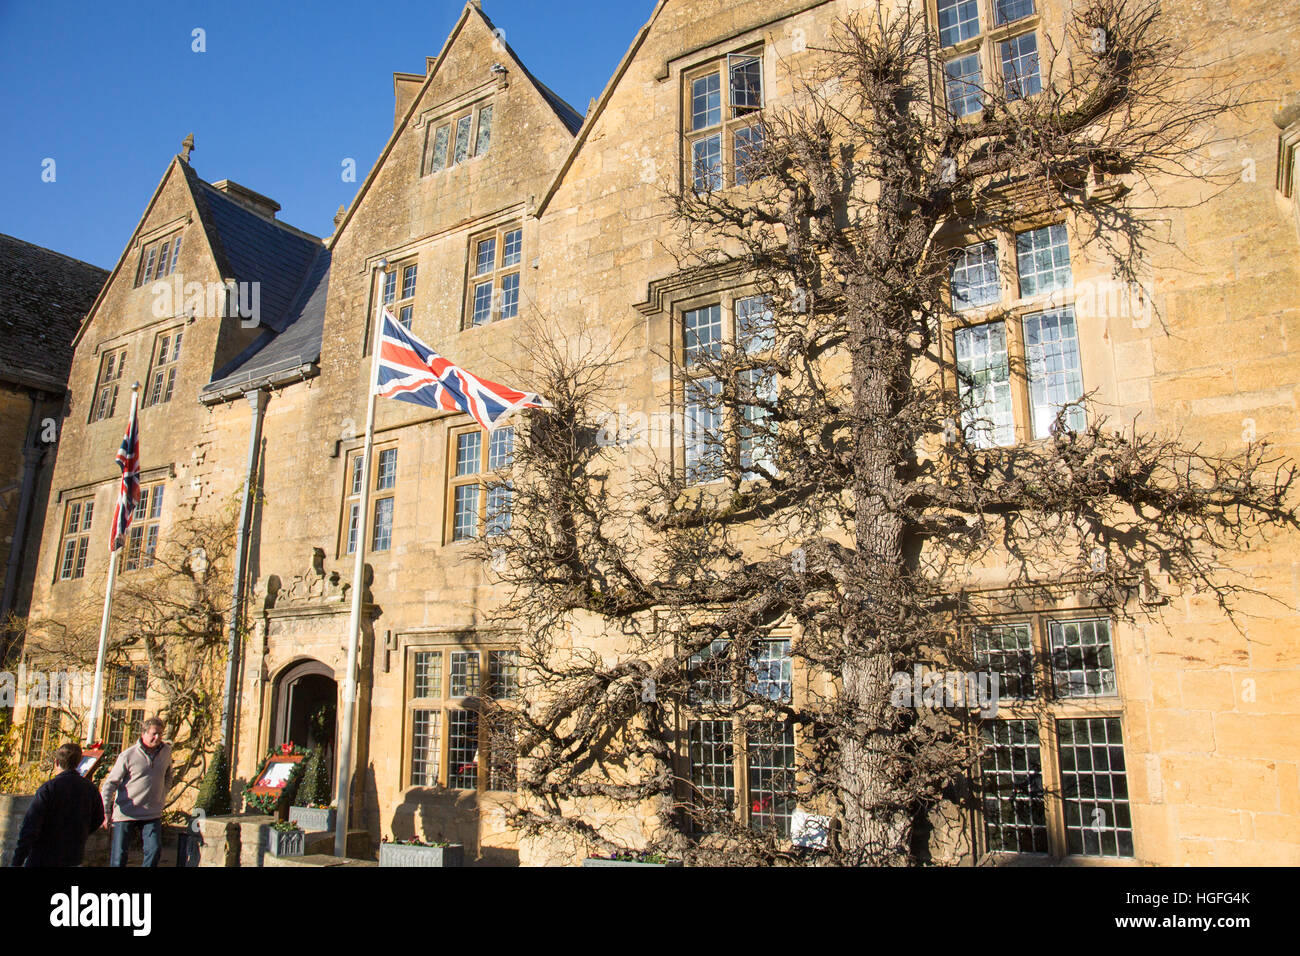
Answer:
[
  {"left": 110, "top": 393, "right": 141, "bottom": 552},
  {"left": 375, "top": 308, "right": 546, "bottom": 430}
]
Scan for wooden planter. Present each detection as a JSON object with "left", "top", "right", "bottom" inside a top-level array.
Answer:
[
  {"left": 264, "top": 827, "right": 306, "bottom": 858},
  {"left": 288, "top": 806, "right": 337, "bottom": 832},
  {"left": 379, "top": 843, "right": 464, "bottom": 867},
  {"left": 582, "top": 857, "right": 682, "bottom": 867}
]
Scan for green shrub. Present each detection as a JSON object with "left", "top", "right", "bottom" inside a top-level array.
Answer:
[
  {"left": 294, "top": 748, "right": 330, "bottom": 808},
  {"left": 194, "top": 743, "right": 231, "bottom": 816}
]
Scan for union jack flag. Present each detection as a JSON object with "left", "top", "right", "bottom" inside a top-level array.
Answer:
[
  {"left": 375, "top": 308, "right": 547, "bottom": 430},
  {"left": 110, "top": 393, "right": 140, "bottom": 552}
]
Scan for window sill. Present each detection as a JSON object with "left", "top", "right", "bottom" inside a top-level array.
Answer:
[
  {"left": 940, "top": 37, "right": 982, "bottom": 57},
  {"left": 462, "top": 315, "right": 519, "bottom": 332},
  {"left": 979, "top": 850, "right": 1139, "bottom": 867},
  {"left": 423, "top": 153, "right": 489, "bottom": 179}
]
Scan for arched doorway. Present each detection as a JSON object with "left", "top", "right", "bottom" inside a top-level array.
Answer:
[{"left": 272, "top": 659, "right": 337, "bottom": 789}]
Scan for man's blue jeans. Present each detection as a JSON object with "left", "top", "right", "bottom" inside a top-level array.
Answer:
[{"left": 110, "top": 818, "right": 162, "bottom": 867}]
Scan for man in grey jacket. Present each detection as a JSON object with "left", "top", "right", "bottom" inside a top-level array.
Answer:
[{"left": 101, "top": 716, "right": 173, "bottom": 867}]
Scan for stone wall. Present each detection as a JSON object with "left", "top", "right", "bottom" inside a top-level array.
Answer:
[
  {"left": 0, "top": 794, "right": 34, "bottom": 865},
  {"left": 13, "top": 0, "right": 1300, "bottom": 866}
]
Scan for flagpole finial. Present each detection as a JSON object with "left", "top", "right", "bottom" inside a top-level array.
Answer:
[
  {"left": 131, "top": 381, "right": 141, "bottom": 392},
  {"left": 375, "top": 258, "right": 388, "bottom": 271}
]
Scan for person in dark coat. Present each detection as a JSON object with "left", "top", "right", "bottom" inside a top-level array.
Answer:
[{"left": 10, "top": 742, "right": 105, "bottom": 867}]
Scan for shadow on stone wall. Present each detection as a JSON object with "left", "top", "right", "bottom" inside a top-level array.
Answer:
[{"left": 389, "top": 789, "right": 518, "bottom": 867}]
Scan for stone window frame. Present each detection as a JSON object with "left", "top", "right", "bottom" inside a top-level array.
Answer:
[
  {"left": 24, "top": 705, "right": 61, "bottom": 762},
  {"left": 682, "top": 44, "right": 766, "bottom": 193},
  {"left": 944, "top": 218, "right": 1086, "bottom": 450},
  {"left": 422, "top": 99, "right": 494, "bottom": 177},
  {"left": 1275, "top": 105, "right": 1300, "bottom": 238},
  {"left": 445, "top": 423, "right": 514, "bottom": 544},
  {"left": 101, "top": 664, "right": 149, "bottom": 753},
  {"left": 133, "top": 230, "right": 183, "bottom": 287},
  {"left": 969, "top": 610, "right": 1133, "bottom": 861},
  {"left": 674, "top": 287, "right": 778, "bottom": 486},
  {"left": 676, "top": 625, "right": 799, "bottom": 840},
  {"left": 57, "top": 496, "right": 95, "bottom": 582},
  {"left": 339, "top": 442, "right": 398, "bottom": 557},
  {"left": 402, "top": 636, "right": 520, "bottom": 794},
  {"left": 381, "top": 258, "right": 419, "bottom": 331},
  {"left": 91, "top": 346, "right": 128, "bottom": 423},
  {"left": 122, "top": 482, "right": 165, "bottom": 572},
  {"left": 930, "top": 0, "right": 1043, "bottom": 119},
  {"left": 144, "top": 326, "right": 185, "bottom": 407},
  {"left": 462, "top": 222, "right": 524, "bottom": 329}
]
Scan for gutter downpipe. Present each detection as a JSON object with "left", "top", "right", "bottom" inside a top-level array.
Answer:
[{"left": 220, "top": 389, "right": 267, "bottom": 764}]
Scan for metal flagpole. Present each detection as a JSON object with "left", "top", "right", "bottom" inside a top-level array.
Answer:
[
  {"left": 335, "top": 260, "right": 387, "bottom": 857},
  {"left": 85, "top": 550, "right": 119, "bottom": 746},
  {"left": 85, "top": 383, "right": 139, "bottom": 745}
]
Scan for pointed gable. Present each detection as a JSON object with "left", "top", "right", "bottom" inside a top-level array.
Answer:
[
  {"left": 537, "top": 0, "right": 827, "bottom": 217},
  {"left": 473, "top": 5, "right": 584, "bottom": 134},
  {"left": 329, "top": 1, "right": 584, "bottom": 245}
]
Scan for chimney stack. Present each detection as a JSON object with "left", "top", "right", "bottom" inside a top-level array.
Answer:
[{"left": 210, "top": 180, "right": 281, "bottom": 220}]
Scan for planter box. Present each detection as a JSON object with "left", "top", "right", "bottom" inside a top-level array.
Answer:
[
  {"left": 583, "top": 857, "right": 683, "bottom": 867},
  {"left": 265, "top": 827, "right": 306, "bottom": 858},
  {"left": 379, "top": 843, "right": 463, "bottom": 867},
  {"left": 288, "top": 806, "right": 337, "bottom": 833}
]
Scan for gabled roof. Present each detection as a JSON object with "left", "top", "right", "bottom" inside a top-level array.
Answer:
[
  {"left": 0, "top": 233, "right": 108, "bottom": 392},
  {"left": 536, "top": 0, "right": 668, "bottom": 216},
  {"left": 201, "top": 246, "right": 330, "bottom": 402},
  {"left": 476, "top": 5, "right": 584, "bottom": 134},
  {"left": 330, "top": 1, "right": 584, "bottom": 244},
  {"left": 73, "top": 153, "right": 324, "bottom": 354},
  {"left": 179, "top": 162, "right": 322, "bottom": 333}
]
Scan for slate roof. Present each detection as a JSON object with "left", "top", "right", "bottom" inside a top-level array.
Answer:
[
  {"left": 531, "top": 75, "right": 585, "bottom": 136},
  {"left": 0, "top": 233, "right": 108, "bottom": 392},
  {"left": 180, "top": 162, "right": 322, "bottom": 334},
  {"left": 202, "top": 246, "right": 330, "bottom": 400}
]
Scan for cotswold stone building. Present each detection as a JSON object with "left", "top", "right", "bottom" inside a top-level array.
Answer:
[
  {"left": 0, "top": 234, "right": 106, "bottom": 663},
  {"left": 13, "top": 0, "right": 1300, "bottom": 865}
]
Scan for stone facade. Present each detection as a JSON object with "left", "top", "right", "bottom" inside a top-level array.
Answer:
[
  {"left": 0, "top": 234, "right": 107, "bottom": 663},
  {"left": 11, "top": 0, "right": 1300, "bottom": 866}
]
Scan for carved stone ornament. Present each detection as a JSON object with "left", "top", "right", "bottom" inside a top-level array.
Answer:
[{"left": 260, "top": 548, "right": 351, "bottom": 609}]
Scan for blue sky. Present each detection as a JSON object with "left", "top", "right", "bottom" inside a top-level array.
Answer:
[{"left": 0, "top": 0, "right": 655, "bottom": 269}]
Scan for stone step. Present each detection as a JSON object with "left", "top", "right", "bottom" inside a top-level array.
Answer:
[
  {"left": 303, "top": 828, "right": 372, "bottom": 859},
  {"left": 263, "top": 853, "right": 377, "bottom": 868},
  {"left": 191, "top": 815, "right": 373, "bottom": 866}
]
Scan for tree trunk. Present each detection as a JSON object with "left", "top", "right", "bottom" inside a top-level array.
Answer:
[{"left": 839, "top": 286, "right": 913, "bottom": 863}]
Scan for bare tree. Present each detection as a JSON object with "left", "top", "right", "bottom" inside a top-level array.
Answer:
[
  {"left": 14, "top": 508, "right": 236, "bottom": 807},
  {"left": 484, "top": 0, "right": 1296, "bottom": 865}
]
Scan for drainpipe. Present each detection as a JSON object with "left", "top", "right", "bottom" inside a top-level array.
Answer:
[
  {"left": 220, "top": 389, "right": 267, "bottom": 755},
  {"left": 1, "top": 393, "right": 49, "bottom": 660}
]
